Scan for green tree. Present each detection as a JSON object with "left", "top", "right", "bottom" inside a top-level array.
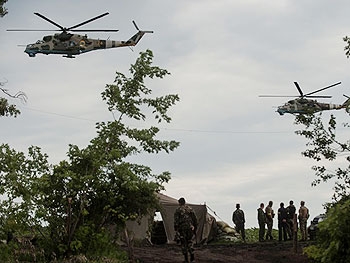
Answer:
[
  {"left": 295, "top": 113, "right": 350, "bottom": 262},
  {"left": 0, "top": 0, "right": 8, "bottom": 17},
  {"left": 0, "top": 144, "right": 50, "bottom": 244},
  {"left": 344, "top": 36, "right": 350, "bottom": 58},
  {"left": 1, "top": 2, "right": 27, "bottom": 118},
  {"left": 0, "top": 81, "right": 27, "bottom": 117},
  {"left": 295, "top": 113, "right": 350, "bottom": 200},
  {"left": 299, "top": 36, "right": 350, "bottom": 263},
  {"left": 303, "top": 197, "right": 350, "bottom": 263},
  {"left": 0, "top": 50, "right": 179, "bottom": 260}
]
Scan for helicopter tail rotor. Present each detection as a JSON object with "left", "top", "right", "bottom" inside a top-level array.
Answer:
[
  {"left": 125, "top": 21, "right": 153, "bottom": 46},
  {"left": 132, "top": 21, "right": 154, "bottom": 34},
  {"left": 342, "top": 94, "right": 350, "bottom": 113}
]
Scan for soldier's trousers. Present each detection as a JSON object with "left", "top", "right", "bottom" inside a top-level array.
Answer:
[
  {"left": 179, "top": 229, "right": 195, "bottom": 256},
  {"left": 299, "top": 219, "right": 307, "bottom": 241},
  {"left": 266, "top": 220, "right": 273, "bottom": 240},
  {"left": 258, "top": 222, "right": 265, "bottom": 242}
]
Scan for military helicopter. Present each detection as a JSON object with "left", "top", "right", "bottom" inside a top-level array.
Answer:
[
  {"left": 260, "top": 81, "right": 350, "bottom": 115},
  {"left": 7, "top": 12, "right": 153, "bottom": 58}
]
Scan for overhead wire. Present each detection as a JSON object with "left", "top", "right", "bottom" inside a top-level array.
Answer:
[{"left": 18, "top": 105, "right": 294, "bottom": 134}]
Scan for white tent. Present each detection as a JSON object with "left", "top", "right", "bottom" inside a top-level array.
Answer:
[{"left": 125, "top": 193, "right": 217, "bottom": 244}]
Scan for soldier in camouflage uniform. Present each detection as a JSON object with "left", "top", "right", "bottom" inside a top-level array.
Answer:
[
  {"left": 232, "top": 203, "right": 246, "bottom": 242},
  {"left": 286, "top": 200, "right": 296, "bottom": 240},
  {"left": 257, "top": 203, "right": 266, "bottom": 242},
  {"left": 298, "top": 201, "right": 309, "bottom": 241},
  {"left": 265, "top": 201, "right": 275, "bottom": 240},
  {"left": 174, "top": 197, "right": 198, "bottom": 263}
]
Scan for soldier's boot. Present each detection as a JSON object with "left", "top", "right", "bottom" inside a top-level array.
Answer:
[{"left": 190, "top": 253, "right": 195, "bottom": 262}]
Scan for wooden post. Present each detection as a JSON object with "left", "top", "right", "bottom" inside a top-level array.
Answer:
[{"left": 293, "top": 213, "right": 298, "bottom": 253}]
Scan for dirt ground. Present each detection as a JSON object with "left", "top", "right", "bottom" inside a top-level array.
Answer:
[{"left": 127, "top": 241, "right": 311, "bottom": 263}]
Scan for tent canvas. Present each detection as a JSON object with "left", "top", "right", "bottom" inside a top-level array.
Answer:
[{"left": 125, "top": 193, "right": 217, "bottom": 244}]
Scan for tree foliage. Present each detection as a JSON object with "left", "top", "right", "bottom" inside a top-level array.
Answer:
[
  {"left": 295, "top": 113, "right": 350, "bottom": 200},
  {"left": 0, "top": 0, "right": 8, "bottom": 17},
  {"left": 304, "top": 197, "right": 350, "bottom": 263},
  {"left": 0, "top": 50, "right": 179, "bottom": 260},
  {"left": 296, "top": 35, "right": 350, "bottom": 263},
  {"left": 0, "top": 81, "right": 28, "bottom": 117},
  {"left": 1, "top": 3, "right": 27, "bottom": 118},
  {"left": 344, "top": 36, "right": 350, "bottom": 58},
  {"left": 295, "top": 112, "right": 350, "bottom": 262}
]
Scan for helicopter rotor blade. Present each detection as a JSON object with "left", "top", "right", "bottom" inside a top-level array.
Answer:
[
  {"left": 294, "top": 82, "right": 304, "bottom": 97},
  {"left": 34, "top": 12, "right": 65, "bottom": 31},
  {"left": 304, "top": 95, "right": 332, "bottom": 98},
  {"left": 7, "top": 29, "right": 62, "bottom": 32},
  {"left": 68, "top": 12, "right": 109, "bottom": 30},
  {"left": 304, "top": 82, "right": 341, "bottom": 97},
  {"left": 259, "top": 95, "right": 298, "bottom": 98},
  {"left": 259, "top": 95, "right": 332, "bottom": 98},
  {"left": 70, "top": 29, "right": 119, "bottom": 32}
]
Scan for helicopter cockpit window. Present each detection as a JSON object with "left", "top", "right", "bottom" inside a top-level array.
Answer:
[
  {"left": 288, "top": 100, "right": 295, "bottom": 104},
  {"left": 43, "top": 36, "right": 52, "bottom": 42}
]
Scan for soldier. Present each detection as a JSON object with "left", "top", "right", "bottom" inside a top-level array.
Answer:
[
  {"left": 265, "top": 201, "right": 275, "bottom": 240},
  {"left": 298, "top": 201, "right": 309, "bottom": 241},
  {"left": 278, "top": 202, "right": 288, "bottom": 241},
  {"left": 257, "top": 203, "right": 266, "bottom": 242},
  {"left": 286, "top": 200, "right": 296, "bottom": 240},
  {"left": 174, "top": 197, "right": 198, "bottom": 263},
  {"left": 232, "top": 203, "right": 246, "bottom": 242}
]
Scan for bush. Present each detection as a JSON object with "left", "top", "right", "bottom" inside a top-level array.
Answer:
[{"left": 304, "top": 198, "right": 350, "bottom": 263}]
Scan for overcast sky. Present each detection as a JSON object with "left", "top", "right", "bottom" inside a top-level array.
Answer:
[{"left": 1, "top": 0, "right": 350, "bottom": 228}]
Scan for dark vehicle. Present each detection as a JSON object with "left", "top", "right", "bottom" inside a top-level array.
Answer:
[{"left": 308, "top": 214, "right": 326, "bottom": 240}]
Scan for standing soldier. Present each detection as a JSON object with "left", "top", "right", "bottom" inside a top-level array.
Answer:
[
  {"left": 265, "top": 201, "right": 275, "bottom": 240},
  {"left": 257, "top": 203, "right": 266, "bottom": 242},
  {"left": 277, "top": 202, "right": 288, "bottom": 241},
  {"left": 174, "top": 197, "right": 198, "bottom": 263},
  {"left": 286, "top": 200, "right": 296, "bottom": 240},
  {"left": 232, "top": 203, "right": 246, "bottom": 242},
  {"left": 298, "top": 201, "right": 309, "bottom": 241}
]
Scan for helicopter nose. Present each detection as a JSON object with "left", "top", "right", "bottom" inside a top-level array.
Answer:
[
  {"left": 277, "top": 108, "right": 285, "bottom": 115},
  {"left": 24, "top": 49, "right": 36, "bottom": 57}
]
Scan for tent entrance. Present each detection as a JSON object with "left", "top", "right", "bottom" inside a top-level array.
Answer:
[{"left": 151, "top": 212, "right": 167, "bottom": 244}]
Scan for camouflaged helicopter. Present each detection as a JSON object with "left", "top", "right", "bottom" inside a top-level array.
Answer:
[
  {"left": 7, "top": 12, "right": 153, "bottom": 58},
  {"left": 260, "top": 81, "right": 350, "bottom": 115}
]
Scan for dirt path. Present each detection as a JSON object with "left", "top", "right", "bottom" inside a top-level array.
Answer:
[{"left": 128, "top": 241, "right": 310, "bottom": 263}]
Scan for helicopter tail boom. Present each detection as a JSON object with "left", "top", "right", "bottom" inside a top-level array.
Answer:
[
  {"left": 341, "top": 95, "right": 350, "bottom": 113},
  {"left": 104, "top": 22, "right": 153, "bottom": 49}
]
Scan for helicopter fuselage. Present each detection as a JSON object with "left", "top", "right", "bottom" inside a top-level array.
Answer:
[
  {"left": 25, "top": 33, "right": 132, "bottom": 58},
  {"left": 277, "top": 98, "right": 342, "bottom": 115},
  {"left": 8, "top": 12, "right": 152, "bottom": 58}
]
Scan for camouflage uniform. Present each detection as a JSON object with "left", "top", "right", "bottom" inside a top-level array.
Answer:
[
  {"left": 286, "top": 201, "right": 296, "bottom": 239},
  {"left": 257, "top": 203, "right": 266, "bottom": 242},
  {"left": 277, "top": 202, "right": 288, "bottom": 241},
  {"left": 174, "top": 201, "right": 198, "bottom": 262},
  {"left": 265, "top": 201, "right": 275, "bottom": 240},
  {"left": 298, "top": 201, "right": 309, "bottom": 241},
  {"left": 232, "top": 204, "right": 246, "bottom": 242}
]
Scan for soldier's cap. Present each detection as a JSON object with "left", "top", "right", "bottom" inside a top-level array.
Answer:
[{"left": 178, "top": 197, "right": 185, "bottom": 205}]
